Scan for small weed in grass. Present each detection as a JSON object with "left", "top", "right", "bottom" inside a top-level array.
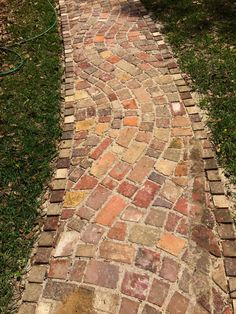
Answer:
[
  {"left": 141, "top": 0, "right": 236, "bottom": 181},
  {"left": 0, "top": 0, "right": 61, "bottom": 312}
]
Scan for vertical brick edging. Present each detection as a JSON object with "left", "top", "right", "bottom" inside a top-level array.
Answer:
[
  {"left": 18, "top": 0, "right": 76, "bottom": 312},
  {"left": 141, "top": 12, "right": 236, "bottom": 312}
]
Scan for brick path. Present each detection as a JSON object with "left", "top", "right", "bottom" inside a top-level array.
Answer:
[{"left": 19, "top": 0, "right": 236, "bottom": 313}]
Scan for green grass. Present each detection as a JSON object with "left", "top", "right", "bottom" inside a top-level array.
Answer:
[
  {"left": 0, "top": 0, "right": 61, "bottom": 312},
  {"left": 141, "top": 0, "right": 236, "bottom": 181}
]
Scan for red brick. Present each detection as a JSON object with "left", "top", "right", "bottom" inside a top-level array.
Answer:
[
  {"left": 102, "top": 176, "right": 118, "bottom": 190},
  {"left": 160, "top": 257, "right": 180, "bottom": 282},
  {"left": 119, "top": 298, "right": 139, "bottom": 314},
  {"left": 148, "top": 279, "right": 170, "bottom": 306},
  {"left": 90, "top": 138, "right": 112, "bottom": 160},
  {"left": 74, "top": 175, "right": 98, "bottom": 189},
  {"left": 135, "top": 248, "right": 160, "bottom": 273},
  {"left": 86, "top": 185, "right": 111, "bottom": 210},
  {"left": 165, "top": 212, "right": 181, "bottom": 232},
  {"left": 174, "top": 197, "right": 189, "bottom": 216},
  {"left": 118, "top": 181, "right": 138, "bottom": 198},
  {"left": 76, "top": 206, "right": 94, "bottom": 220},
  {"left": 177, "top": 217, "right": 188, "bottom": 236},
  {"left": 84, "top": 260, "right": 119, "bottom": 288},
  {"left": 69, "top": 260, "right": 86, "bottom": 282},
  {"left": 167, "top": 292, "right": 189, "bottom": 314},
  {"left": 110, "top": 162, "right": 131, "bottom": 180},
  {"left": 108, "top": 221, "right": 127, "bottom": 240},
  {"left": 48, "top": 259, "right": 70, "bottom": 279},
  {"left": 133, "top": 181, "right": 160, "bottom": 208},
  {"left": 96, "top": 195, "right": 126, "bottom": 226},
  {"left": 61, "top": 208, "right": 75, "bottom": 219},
  {"left": 121, "top": 271, "right": 149, "bottom": 300}
]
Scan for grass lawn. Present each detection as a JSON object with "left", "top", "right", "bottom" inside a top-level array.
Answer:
[
  {"left": 141, "top": 0, "right": 236, "bottom": 182},
  {"left": 0, "top": 0, "right": 61, "bottom": 312}
]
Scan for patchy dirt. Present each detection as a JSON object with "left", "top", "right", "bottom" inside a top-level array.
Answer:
[{"left": 57, "top": 288, "right": 95, "bottom": 314}]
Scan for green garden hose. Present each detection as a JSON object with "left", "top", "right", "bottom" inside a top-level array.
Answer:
[{"left": 0, "top": 0, "right": 57, "bottom": 77}]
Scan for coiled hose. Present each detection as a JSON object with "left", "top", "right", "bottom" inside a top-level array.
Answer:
[{"left": 0, "top": 0, "right": 57, "bottom": 77}]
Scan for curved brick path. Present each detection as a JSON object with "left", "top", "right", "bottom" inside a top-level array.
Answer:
[{"left": 19, "top": 0, "right": 236, "bottom": 313}]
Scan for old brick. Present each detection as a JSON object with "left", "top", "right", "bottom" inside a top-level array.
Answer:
[
  {"left": 167, "top": 292, "right": 189, "bottom": 314},
  {"left": 129, "top": 225, "right": 159, "bottom": 247},
  {"left": 157, "top": 232, "right": 186, "bottom": 256},
  {"left": 133, "top": 180, "right": 160, "bottom": 208},
  {"left": 110, "top": 162, "right": 131, "bottom": 180},
  {"left": 119, "top": 298, "right": 139, "bottom": 314},
  {"left": 160, "top": 257, "right": 180, "bottom": 282},
  {"left": 70, "top": 260, "right": 87, "bottom": 282},
  {"left": 100, "top": 241, "right": 135, "bottom": 264},
  {"left": 81, "top": 223, "right": 105, "bottom": 244},
  {"left": 28, "top": 265, "right": 47, "bottom": 283},
  {"left": 148, "top": 279, "right": 169, "bottom": 306},
  {"left": 48, "top": 259, "right": 70, "bottom": 279},
  {"left": 84, "top": 260, "right": 119, "bottom": 288},
  {"left": 145, "top": 209, "right": 166, "bottom": 227},
  {"left": 74, "top": 175, "right": 98, "bottom": 189},
  {"left": 129, "top": 156, "right": 155, "bottom": 183},
  {"left": 118, "top": 181, "right": 138, "bottom": 197},
  {"left": 86, "top": 185, "right": 111, "bottom": 210},
  {"left": 135, "top": 247, "right": 160, "bottom": 273},
  {"left": 96, "top": 195, "right": 126, "bottom": 226},
  {"left": 108, "top": 221, "right": 127, "bottom": 240},
  {"left": 121, "top": 271, "right": 149, "bottom": 300}
]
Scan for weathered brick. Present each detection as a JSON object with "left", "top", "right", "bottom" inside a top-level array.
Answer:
[
  {"left": 90, "top": 151, "right": 117, "bottom": 178},
  {"left": 145, "top": 209, "right": 166, "bottom": 227},
  {"left": 86, "top": 185, "right": 111, "bottom": 210},
  {"left": 119, "top": 298, "right": 139, "bottom": 314},
  {"left": 74, "top": 175, "right": 98, "bottom": 189},
  {"left": 121, "top": 271, "right": 149, "bottom": 300},
  {"left": 118, "top": 181, "right": 138, "bottom": 197},
  {"left": 28, "top": 265, "right": 47, "bottom": 283},
  {"left": 96, "top": 195, "right": 126, "bottom": 226},
  {"left": 22, "top": 283, "right": 42, "bottom": 302},
  {"left": 108, "top": 221, "right": 127, "bottom": 240},
  {"left": 81, "top": 223, "right": 105, "bottom": 244},
  {"left": 122, "top": 141, "right": 147, "bottom": 164},
  {"left": 110, "top": 161, "right": 131, "bottom": 180},
  {"left": 148, "top": 279, "right": 169, "bottom": 306},
  {"left": 70, "top": 260, "right": 87, "bottom": 282},
  {"left": 129, "top": 156, "right": 155, "bottom": 183},
  {"left": 129, "top": 225, "right": 159, "bottom": 247},
  {"left": 84, "top": 260, "right": 119, "bottom": 288},
  {"left": 167, "top": 292, "right": 189, "bottom": 314},
  {"left": 133, "top": 180, "right": 160, "bottom": 208},
  {"left": 160, "top": 257, "right": 180, "bottom": 282},
  {"left": 48, "top": 259, "right": 70, "bottom": 279},
  {"left": 157, "top": 232, "right": 186, "bottom": 256},
  {"left": 100, "top": 241, "right": 135, "bottom": 264},
  {"left": 135, "top": 247, "right": 160, "bottom": 273}
]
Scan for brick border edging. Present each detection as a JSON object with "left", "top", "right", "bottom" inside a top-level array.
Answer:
[
  {"left": 18, "top": 0, "right": 77, "bottom": 312},
  {"left": 141, "top": 12, "right": 236, "bottom": 310}
]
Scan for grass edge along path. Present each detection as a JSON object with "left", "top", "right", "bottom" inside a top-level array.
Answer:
[
  {"left": 0, "top": 0, "right": 62, "bottom": 312},
  {"left": 140, "top": 0, "right": 236, "bottom": 183}
]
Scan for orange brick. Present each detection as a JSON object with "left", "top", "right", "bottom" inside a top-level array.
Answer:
[
  {"left": 90, "top": 152, "right": 117, "bottom": 178},
  {"left": 107, "top": 55, "right": 121, "bottom": 64},
  {"left": 122, "top": 99, "right": 138, "bottom": 109},
  {"left": 96, "top": 195, "right": 126, "bottom": 226},
  {"left": 157, "top": 232, "right": 186, "bottom": 256},
  {"left": 123, "top": 116, "right": 139, "bottom": 126},
  {"left": 95, "top": 35, "right": 104, "bottom": 42}
]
